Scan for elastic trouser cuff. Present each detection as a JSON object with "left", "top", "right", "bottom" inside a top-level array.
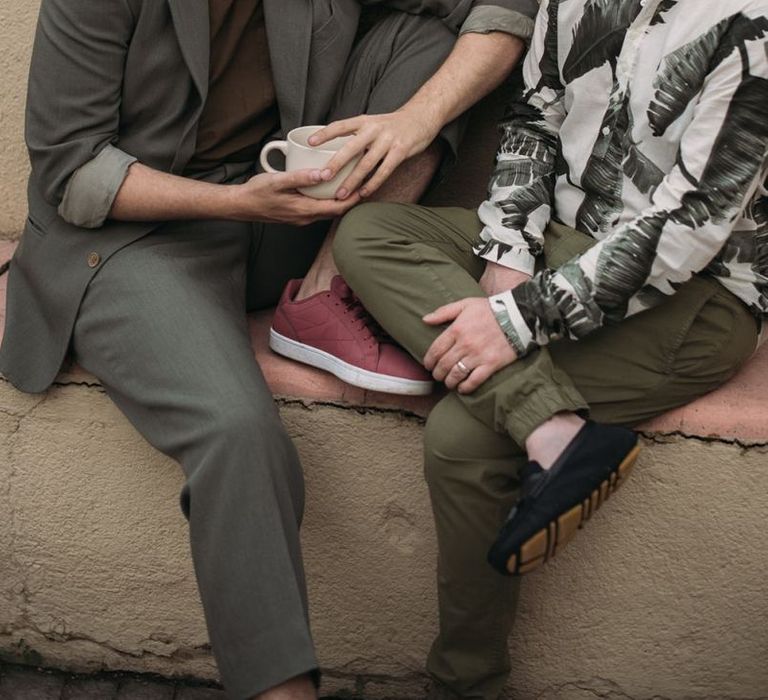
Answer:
[{"left": 503, "top": 386, "right": 588, "bottom": 446}]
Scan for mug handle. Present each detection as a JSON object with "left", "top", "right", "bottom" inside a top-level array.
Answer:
[{"left": 260, "top": 140, "right": 288, "bottom": 173}]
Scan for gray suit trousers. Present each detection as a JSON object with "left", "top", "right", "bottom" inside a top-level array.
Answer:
[
  {"left": 70, "top": 12, "right": 455, "bottom": 700},
  {"left": 72, "top": 219, "right": 325, "bottom": 699}
]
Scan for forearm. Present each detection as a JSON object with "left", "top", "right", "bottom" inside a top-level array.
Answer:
[
  {"left": 472, "top": 102, "right": 559, "bottom": 275},
  {"left": 473, "top": 0, "right": 564, "bottom": 275},
  {"left": 109, "top": 161, "right": 359, "bottom": 226},
  {"left": 109, "top": 162, "right": 241, "bottom": 222},
  {"left": 398, "top": 31, "right": 525, "bottom": 134}
]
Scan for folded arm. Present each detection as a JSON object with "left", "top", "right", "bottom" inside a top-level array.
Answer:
[
  {"left": 30, "top": 0, "right": 357, "bottom": 229},
  {"left": 473, "top": 0, "right": 562, "bottom": 281},
  {"left": 490, "top": 27, "right": 768, "bottom": 357}
]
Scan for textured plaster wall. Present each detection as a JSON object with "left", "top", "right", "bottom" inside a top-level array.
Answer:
[
  {"left": 1, "top": 377, "right": 767, "bottom": 699},
  {"left": 0, "top": 0, "right": 38, "bottom": 239}
]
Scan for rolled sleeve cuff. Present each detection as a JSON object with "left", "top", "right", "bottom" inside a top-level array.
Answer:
[
  {"left": 488, "top": 290, "right": 536, "bottom": 357},
  {"left": 58, "top": 145, "right": 137, "bottom": 229},
  {"left": 473, "top": 239, "right": 536, "bottom": 276},
  {"left": 459, "top": 6, "right": 536, "bottom": 41}
]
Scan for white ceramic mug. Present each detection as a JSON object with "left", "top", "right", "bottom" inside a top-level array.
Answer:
[{"left": 259, "top": 125, "right": 361, "bottom": 200}]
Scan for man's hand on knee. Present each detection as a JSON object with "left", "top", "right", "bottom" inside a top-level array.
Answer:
[{"left": 423, "top": 298, "right": 517, "bottom": 394}]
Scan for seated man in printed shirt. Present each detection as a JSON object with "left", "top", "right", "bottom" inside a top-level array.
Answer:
[{"left": 334, "top": 0, "right": 767, "bottom": 697}]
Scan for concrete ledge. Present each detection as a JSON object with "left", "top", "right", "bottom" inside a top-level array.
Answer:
[
  {"left": 5, "top": 237, "right": 764, "bottom": 443},
  {"left": 2, "top": 239, "right": 768, "bottom": 699}
]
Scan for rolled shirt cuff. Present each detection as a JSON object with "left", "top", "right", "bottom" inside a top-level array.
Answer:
[
  {"left": 459, "top": 6, "right": 536, "bottom": 41},
  {"left": 473, "top": 239, "right": 536, "bottom": 276},
  {"left": 488, "top": 289, "right": 535, "bottom": 357},
  {"left": 58, "top": 144, "right": 137, "bottom": 228}
]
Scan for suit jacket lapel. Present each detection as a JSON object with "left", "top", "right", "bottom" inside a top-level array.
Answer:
[
  {"left": 167, "top": 0, "right": 210, "bottom": 103},
  {"left": 263, "top": 0, "right": 312, "bottom": 132}
]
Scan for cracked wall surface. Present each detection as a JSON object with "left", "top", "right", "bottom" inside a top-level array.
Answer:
[
  {"left": 0, "top": 381, "right": 216, "bottom": 680},
  {"left": 1, "top": 377, "right": 767, "bottom": 699}
]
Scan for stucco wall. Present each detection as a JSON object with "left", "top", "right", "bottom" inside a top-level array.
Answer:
[
  {"left": 0, "top": 0, "right": 37, "bottom": 239},
  {"left": 2, "top": 378, "right": 767, "bottom": 699}
]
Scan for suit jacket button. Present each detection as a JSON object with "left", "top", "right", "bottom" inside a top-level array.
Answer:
[{"left": 87, "top": 252, "right": 101, "bottom": 268}]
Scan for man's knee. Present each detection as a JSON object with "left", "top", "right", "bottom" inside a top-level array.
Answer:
[
  {"left": 331, "top": 12, "right": 455, "bottom": 123},
  {"left": 363, "top": 12, "right": 455, "bottom": 86},
  {"left": 193, "top": 400, "right": 298, "bottom": 486},
  {"left": 207, "top": 402, "right": 291, "bottom": 454},
  {"left": 423, "top": 396, "right": 471, "bottom": 491},
  {"left": 179, "top": 403, "right": 301, "bottom": 518},
  {"left": 333, "top": 202, "right": 402, "bottom": 281}
]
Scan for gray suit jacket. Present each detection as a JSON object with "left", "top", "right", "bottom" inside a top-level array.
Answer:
[{"left": 0, "top": 0, "right": 538, "bottom": 393}]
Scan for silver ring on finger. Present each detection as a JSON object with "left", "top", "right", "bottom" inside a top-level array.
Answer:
[{"left": 456, "top": 359, "right": 472, "bottom": 376}]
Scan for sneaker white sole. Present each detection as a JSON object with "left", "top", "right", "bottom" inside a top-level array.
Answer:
[{"left": 269, "top": 328, "right": 434, "bottom": 396}]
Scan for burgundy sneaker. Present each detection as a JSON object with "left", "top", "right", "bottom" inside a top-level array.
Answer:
[{"left": 270, "top": 276, "right": 434, "bottom": 395}]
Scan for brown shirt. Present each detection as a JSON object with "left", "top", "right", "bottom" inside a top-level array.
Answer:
[{"left": 187, "top": 0, "right": 279, "bottom": 173}]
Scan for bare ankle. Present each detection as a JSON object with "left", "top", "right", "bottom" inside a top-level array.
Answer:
[
  {"left": 295, "top": 225, "right": 340, "bottom": 300},
  {"left": 525, "top": 412, "right": 585, "bottom": 470},
  {"left": 251, "top": 673, "right": 316, "bottom": 700},
  {"left": 296, "top": 269, "right": 334, "bottom": 300}
]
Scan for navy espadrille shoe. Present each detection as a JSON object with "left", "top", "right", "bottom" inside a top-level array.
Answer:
[{"left": 488, "top": 421, "right": 641, "bottom": 576}]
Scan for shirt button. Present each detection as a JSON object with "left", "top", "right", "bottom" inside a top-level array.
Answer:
[{"left": 87, "top": 252, "right": 101, "bottom": 268}]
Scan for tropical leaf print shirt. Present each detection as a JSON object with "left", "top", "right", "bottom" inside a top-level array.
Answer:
[{"left": 476, "top": 0, "right": 768, "bottom": 357}]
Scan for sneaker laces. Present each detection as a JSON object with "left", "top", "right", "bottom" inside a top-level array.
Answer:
[{"left": 340, "top": 289, "right": 394, "bottom": 344}]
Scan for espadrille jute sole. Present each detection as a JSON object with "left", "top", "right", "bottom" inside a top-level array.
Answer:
[{"left": 505, "top": 443, "right": 641, "bottom": 576}]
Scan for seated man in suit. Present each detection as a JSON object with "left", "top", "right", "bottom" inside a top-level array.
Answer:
[
  {"left": 334, "top": 0, "right": 767, "bottom": 697},
  {"left": 0, "top": 0, "right": 537, "bottom": 697}
]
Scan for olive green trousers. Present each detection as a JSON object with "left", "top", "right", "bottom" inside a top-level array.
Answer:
[{"left": 333, "top": 203, "right": 759, "bottom": 700}]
